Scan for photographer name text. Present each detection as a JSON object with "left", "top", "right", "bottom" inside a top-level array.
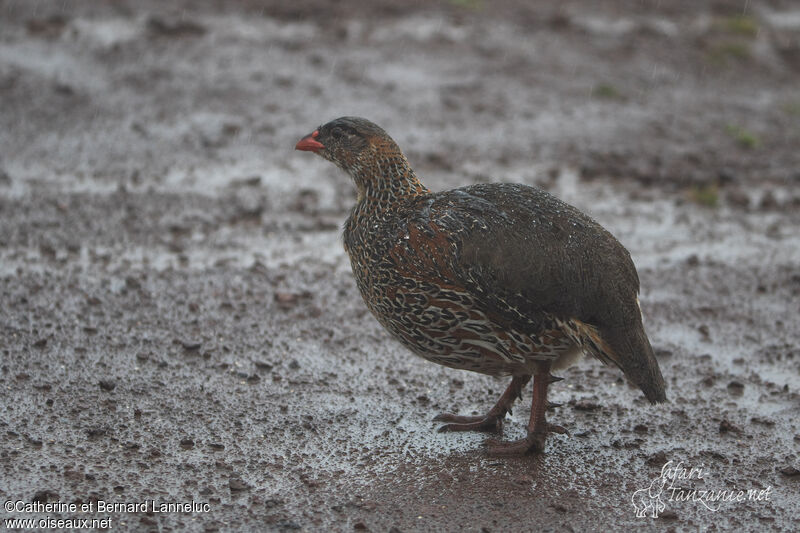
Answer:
[{"left": 5, "top": 499, "right": 210, "bottom": 514}]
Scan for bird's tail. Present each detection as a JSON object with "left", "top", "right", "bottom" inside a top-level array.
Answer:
[{"left": 600, "top": 324, "right": 667, "bottom": 404}]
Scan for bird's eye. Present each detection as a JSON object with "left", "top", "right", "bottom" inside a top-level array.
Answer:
[{"left": 331, "top": 126, "right": 345, "bottom": 137}]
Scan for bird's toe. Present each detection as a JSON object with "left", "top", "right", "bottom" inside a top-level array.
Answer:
[
  {"left": 485, "top": 435, "right": 545, "bottom": 456},
  {"left": 435, "top": 415, "right": 504, "bottom": 433}
]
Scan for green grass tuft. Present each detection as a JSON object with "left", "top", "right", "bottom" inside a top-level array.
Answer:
[
  {"left": 688, "top": 184, "right": 720, "bottom": 208},
  {"left": 708, "top": 42, "right": 752, "bottom": 65},
  {"left": 591, "top": 83, "right": 625, "bottom": 101},
  {"left": 447, "top": 0, "right": 483, "bottom": 10},
  {"left": 782, "top": 101, "right": 800, "bottom": 116},
  {"left": 725, "top": 124, "right": 761, "bottom": 149},
  {"left": 718, "top": 15, "right": 759, "bottom": 38}
]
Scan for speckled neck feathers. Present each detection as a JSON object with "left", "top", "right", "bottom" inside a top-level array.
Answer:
[{"left": 344, "top": 138, "right": 429, "bottom": 208}]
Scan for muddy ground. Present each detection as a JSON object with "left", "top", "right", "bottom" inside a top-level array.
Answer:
[{"left": 1, "top": 0, "right": 799, "bottom": 531}]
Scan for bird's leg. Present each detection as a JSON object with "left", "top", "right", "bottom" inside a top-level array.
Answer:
[
  {"left": 434, "top": 375, "right": 531, "bottom": 433},
  {"left": 486, "top": 371, "right": 567, "bottom": 455}
]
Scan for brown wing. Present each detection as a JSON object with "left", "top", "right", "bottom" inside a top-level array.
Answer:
[{"left": 403, "top": 183, "right": 666, "bottom": 402}]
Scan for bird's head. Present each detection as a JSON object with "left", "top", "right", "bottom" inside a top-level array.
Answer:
[
  {"left": 295, "top": 116, "right": 400, "bottom": 174},
  {"left": 295, "top": 116, "right": 427, "bottom": 202}
]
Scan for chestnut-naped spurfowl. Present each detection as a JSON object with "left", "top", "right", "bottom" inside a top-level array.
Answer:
[{"left": 296, "top": 116, "right": 666, "bottom": 455}]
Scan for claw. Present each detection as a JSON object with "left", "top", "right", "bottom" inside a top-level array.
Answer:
[
  {"left": 548, "top": 375, "right": 564, "bottom": 383},
  {"left": 546, "top": 401, "right": 563, "bottom": 410}
]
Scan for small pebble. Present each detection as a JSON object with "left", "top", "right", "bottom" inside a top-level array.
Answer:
[
  {"left": 727, "top": 381, "right": 745, "bottom": 396},
  {"left": 659, "top": 510, "right": 678, "bottom": 520},
  {"left": 779, "top": 466, "right": 799, "bottom": 477},
  {"left": 229, "top": 477, "right": 252, "bottom": 492}
]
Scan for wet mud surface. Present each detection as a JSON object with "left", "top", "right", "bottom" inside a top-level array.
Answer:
[{"left": 1, "top": 0, "right": 799, "bottom": 531}]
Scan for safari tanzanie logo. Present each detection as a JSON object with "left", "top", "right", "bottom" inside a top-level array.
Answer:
[{"left": 632, "top": 460, "right": 773, "bottom": 518}]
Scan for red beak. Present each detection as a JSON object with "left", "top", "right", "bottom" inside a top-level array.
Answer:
[{"left": 295, "top": 130, "right": 324, "bottom": 152}]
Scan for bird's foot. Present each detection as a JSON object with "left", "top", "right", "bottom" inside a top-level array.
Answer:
[
  {"left": 485, "top": 432, "right": 546, "bottom": 456},
  {"left": 433, "top": 412, "right": 504, "bottom": 433},
  {"left": 434, "top": 375, "right": 529, "bottom": 434},
  {"left": 484, "top": 424, "right": 569, "bottom": 456}
]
